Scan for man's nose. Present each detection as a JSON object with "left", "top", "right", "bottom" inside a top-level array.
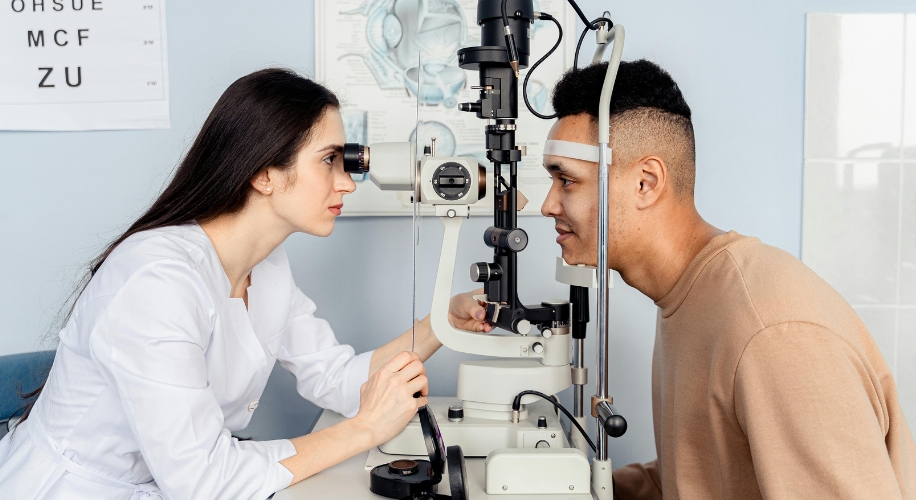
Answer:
[{"left": 541, "top": 186, "right": 561, "bottom": 217}]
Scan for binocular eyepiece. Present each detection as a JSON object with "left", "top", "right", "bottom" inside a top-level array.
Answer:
[{"left": 343, "top": 143, "right": 369, "bottom": 175}]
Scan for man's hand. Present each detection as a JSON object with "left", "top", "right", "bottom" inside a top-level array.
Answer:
[{"left": 448, "top": 288, "right": 493, "bottom": 333}]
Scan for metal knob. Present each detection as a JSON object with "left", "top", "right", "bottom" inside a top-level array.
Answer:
[
  {"left": 448, "top": 405, "right": 464, "bottom": 422},
  {"left": 537, "top": 416, "right": 547, "bottom": 429},
  {"left": 470, "top": 262, "right": 502, "bottom": 283},
  {"left": 483, "top": 227, "right": 528, "bottom": 252},
  {"left": 532, "top": 342, "right": 544, "bottom": 354}
]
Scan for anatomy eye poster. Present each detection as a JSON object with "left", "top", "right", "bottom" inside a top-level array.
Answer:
[
  {"left": 0, "top": 0, "right": 169, "bottom": 131},
  {"left": 315, "top": 0, "right": 576, "bottom": 216}
]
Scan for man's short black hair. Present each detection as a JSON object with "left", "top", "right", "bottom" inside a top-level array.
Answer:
[
  {"left": 551, "top": 59, "right": 696, "bottom": 198},
  {"left": 552, "top": 59, "right": 692, "bottom": 121}
]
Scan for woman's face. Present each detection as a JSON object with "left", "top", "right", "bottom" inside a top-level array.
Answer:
[{"left": 269, "top": 108, "right": 356, "bottom": 237}]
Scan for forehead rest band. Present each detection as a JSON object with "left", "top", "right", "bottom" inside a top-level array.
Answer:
[{"left": 543, "top": 140, "right": 601, "bottom": 163}]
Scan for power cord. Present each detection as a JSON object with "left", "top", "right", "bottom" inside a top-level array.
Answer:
[
  {"left": 523, "top": 12, "right": 562, "bottom": 119},
  {"left": 574, "top": 17, "right": 613, "bottom": 71},
  {"left": 511, "top": 390, "right": 597, "bottom": 453}
]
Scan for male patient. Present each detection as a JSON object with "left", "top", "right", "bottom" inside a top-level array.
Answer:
[{"left": 540, "top": 60, "right": 916, "bottom": 498}]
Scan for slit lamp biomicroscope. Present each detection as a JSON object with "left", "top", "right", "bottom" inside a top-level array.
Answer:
[{"left": 343, "top": 1, "right": 627, "bottom": 497}]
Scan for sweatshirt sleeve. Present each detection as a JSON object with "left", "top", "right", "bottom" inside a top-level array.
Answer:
[
  {"left": 734, "top": 322, "right": 901, "bottom": 499},
  {"left": 275, "top": 288, "right": 372, "bottom": 418},
  {"left": 613, "top": 459, "right": 662, "bottom": 500},
  {"left": 89, "top": 259, "right": 296, "bottom": 500}
]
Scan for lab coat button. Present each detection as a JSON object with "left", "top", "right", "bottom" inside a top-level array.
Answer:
[{"left": 248, "top": 400, "right": 259, "bottom": 411}]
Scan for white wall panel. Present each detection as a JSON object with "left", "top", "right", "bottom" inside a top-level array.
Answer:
[
  {"left": 805, "top": 14, "right": 904, "bottom": 160},
  {"left": 802, "top": 161, "right": 900, "bottom": 304},
  {"left": 897, "top": 308, "right": 916, "bottom": 425},
  {"left": 804, "top": 13, "right": 915, "bottom": 430},
  {"left": 904, "top": 15, "right": 916, "bottom": 159},
  {"left": 901, "top": 164, "right": 916, "bottom": 304}
]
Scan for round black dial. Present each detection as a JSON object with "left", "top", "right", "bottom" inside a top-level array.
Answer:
[{"left": 432, "top": 162, "right": 471, "bottom": 201}]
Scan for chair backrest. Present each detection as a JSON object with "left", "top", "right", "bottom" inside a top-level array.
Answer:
[{"left": 0, "top": 350, "right": 56, "bottom": 421}]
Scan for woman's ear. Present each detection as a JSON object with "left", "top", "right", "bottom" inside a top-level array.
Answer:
[
  {"left": 634, "top": 156, "right": 667, "bottom": 210},
  {"left": 250, "top": 169, "right": 273, "bottom": 195}
]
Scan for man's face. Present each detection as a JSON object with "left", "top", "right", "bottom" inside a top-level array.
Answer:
[
  {"left": 540, "top": 114, "right": 600, "bottom": 266},
  {"left": 541, "top": 113, "right": 635, "bottom": 268}
]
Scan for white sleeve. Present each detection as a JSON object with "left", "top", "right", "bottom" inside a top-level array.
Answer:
[
  {"left": 276, "top": 288, "right": 373, "bottom": 418},
  {"left": 89, "top": 259, "right": 296, "bottom": 500}
]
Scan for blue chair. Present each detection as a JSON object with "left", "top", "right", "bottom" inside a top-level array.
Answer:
[{"left": 0, "top": 350, "right": 56, "bottom": 435}]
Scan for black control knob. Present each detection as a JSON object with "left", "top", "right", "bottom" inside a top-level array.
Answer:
[
  {"left": 537, "top": 416, "right": 547, "bottom": 429},
  {"left": 448, "top": 405, "right": 464, "bottom": 422},
  {"left": 604, "top": 415, "right": 627, "bottom": 438},
  {"left": 596, "top": 402, "right": 628, "bottom": 438},
  {"left": 459, "top": 102, "right": 482, "bottom": 113},
  {"left": 432, "top": 162, "right": 472, "bottom": 201},
  {"left": 470, "top": 262, "right": 503, "bottom": 282},
  {"left": 483, "top": 227, "right": 528, "bottom": 252}
]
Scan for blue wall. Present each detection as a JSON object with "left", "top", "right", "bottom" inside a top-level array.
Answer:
[{"left": 2, "top": 0, "right": 913, "bottom": 468}]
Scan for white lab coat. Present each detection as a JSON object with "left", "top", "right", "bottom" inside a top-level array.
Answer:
[{"left": 0, "top": 223, "right": 373, "bottom": 500}]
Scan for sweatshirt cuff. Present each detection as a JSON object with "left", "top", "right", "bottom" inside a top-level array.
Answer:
[
  {"left": 262, "top": 438, "right": 298, "bottom": 494},
  {"left": 344, "top": 350, "right": 374, "bottom": 418}
]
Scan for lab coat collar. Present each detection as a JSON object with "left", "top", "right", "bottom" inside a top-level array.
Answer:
[{"left": 182, "top": 223, "right": 292, "bottom": 345}]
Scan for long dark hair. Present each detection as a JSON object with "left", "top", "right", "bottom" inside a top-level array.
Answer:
[{"left": 18, "top": 68, "right": 340, "bottom": 424}]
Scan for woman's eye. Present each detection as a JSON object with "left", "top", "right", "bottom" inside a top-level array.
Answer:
[{"left": 323, "top": 154, "right": 337, "bottom": 165}]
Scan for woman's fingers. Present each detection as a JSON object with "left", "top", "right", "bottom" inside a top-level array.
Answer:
[
  {"left": 397, "top": 359, "right": 426, "bottom": 383},
  {"left": 406, "top": 375, "right": 429, "bottom": 397},
  {"left": 384, "top": 350, "right": 420, "bottom": 374}
]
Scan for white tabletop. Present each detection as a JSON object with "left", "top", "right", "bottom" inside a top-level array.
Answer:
[{"left": 274, "top": 398, "right": 589, "bottom": 500}]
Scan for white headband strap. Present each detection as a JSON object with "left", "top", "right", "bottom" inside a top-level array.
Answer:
[{"left": 543, "top": 140, "right": 600, "bottom": 163}]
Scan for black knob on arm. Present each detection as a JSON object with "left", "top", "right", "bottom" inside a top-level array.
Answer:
[{"left": 595, "top": 402, "right": 627, "bottom": 438}]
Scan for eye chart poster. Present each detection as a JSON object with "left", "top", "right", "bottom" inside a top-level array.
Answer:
[{"left": 0, "top": 0, "right": 169, "bottom": 131}]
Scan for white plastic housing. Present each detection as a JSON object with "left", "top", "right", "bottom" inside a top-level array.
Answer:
[
  {"left": 457, "top": 359, "right": 570, "bottom": 406},
  {"left": 486, "top": 448, "right": 591, "bottom": 495},
  {"left": 378, "top": 398, "right": 568, "bottom": 458},
  {"left": 368, "top": 142, "right": 416, "bottom": 191},
  {"left": 555, "top": 257, "right": 601, "bottom": 288}
]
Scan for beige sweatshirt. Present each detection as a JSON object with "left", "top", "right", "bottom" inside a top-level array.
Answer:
[{"left": 613, "top": 231, "right": 916, "bottom": 499}]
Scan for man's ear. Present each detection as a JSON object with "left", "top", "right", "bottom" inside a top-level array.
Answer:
[{"left": 634, "top": 156, "right": 667, "bottom": 210}]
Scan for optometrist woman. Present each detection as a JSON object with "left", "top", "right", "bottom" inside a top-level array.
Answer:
[{"left": 0, "top": 69, "right": 491, "bottom": 500}]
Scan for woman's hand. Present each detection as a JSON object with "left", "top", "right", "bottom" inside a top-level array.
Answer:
[
  {"left": 353, "top": 351, "right": 428, "bottom": 447},
  {"left": 449, "top": 288, "right": 493, "bottom": 333}
]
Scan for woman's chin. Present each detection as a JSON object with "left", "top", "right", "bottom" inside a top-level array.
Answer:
[{"left": 297, "top": 220, "right": 335, "bottom": 238}]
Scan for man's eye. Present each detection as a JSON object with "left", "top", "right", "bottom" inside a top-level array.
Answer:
[{"left": 561, "top": 178, "right": 573, "bottom": 187}]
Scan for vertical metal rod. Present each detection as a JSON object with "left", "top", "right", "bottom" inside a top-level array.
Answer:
[
  {"left": 595, "top": 143, "right": 610, "bottom": 460},
  {"left": 508, "top": 158, "right": 518, "bottom": 309},
  {"left": 573, "top": 338, "right": 584, "bottom": 417}
]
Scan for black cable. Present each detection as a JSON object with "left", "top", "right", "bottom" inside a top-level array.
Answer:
[
  {"left": 573, "top": 17, "right": 613, "bottom": 71},
  {"left": 512, "top": 390, "right": 597, "bottom": 453},
  {"left": 564, "top": 0, "right": 591, "bottom": 27},
  {"left": 523, "top": 13, "right": 562, "bottom": 120},
  {"left": 501, "top": 0, "right": 510, "bottom": 27}
]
